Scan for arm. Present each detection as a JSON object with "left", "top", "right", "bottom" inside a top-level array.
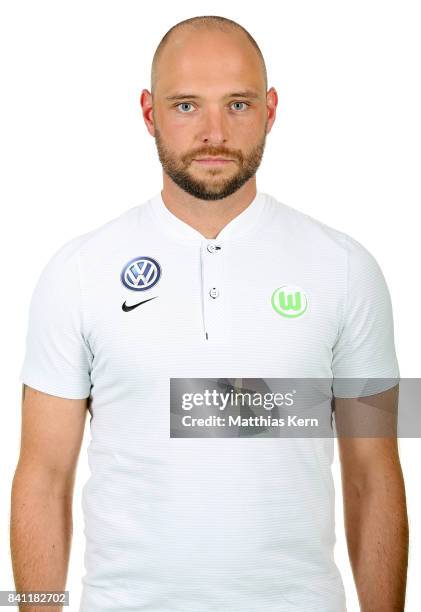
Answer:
[
  {"left": 335, "top": 385, "right": 409, "bottom": 612},
  {"left": 10, "top": 384, "right": 88, "bottom": 611}
]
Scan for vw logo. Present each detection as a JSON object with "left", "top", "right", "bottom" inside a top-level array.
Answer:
[{"left": 120, "top": 256, "right": 161, "bottom": 291}]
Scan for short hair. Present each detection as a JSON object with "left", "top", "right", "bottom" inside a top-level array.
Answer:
[{"left": 151, "top": 15, "right": 268, "bottom": 95}]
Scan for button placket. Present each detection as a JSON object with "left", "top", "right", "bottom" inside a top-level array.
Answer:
[{"left": 200, "top": 240, "right": 226, "bottom": 342}]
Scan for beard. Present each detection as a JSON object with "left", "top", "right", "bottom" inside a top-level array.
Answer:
[{"left": 153, "top": 121, "right": 268, "bottom": 201}]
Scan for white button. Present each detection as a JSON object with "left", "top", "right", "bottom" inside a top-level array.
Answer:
[
  {"left": 209, "top": 287, "right": 219, "bottom": 299},
  {"left": 207, "top": 243, "right": 217, "bottom": 253}
]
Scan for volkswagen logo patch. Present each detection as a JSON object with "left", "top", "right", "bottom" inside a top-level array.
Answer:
[{"left": 120, "top": 256, "right": 162, "bottom": 291}]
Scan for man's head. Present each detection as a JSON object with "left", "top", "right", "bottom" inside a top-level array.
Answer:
[{"left": 141, "top": 15, "right": 277, "bottom": 200}]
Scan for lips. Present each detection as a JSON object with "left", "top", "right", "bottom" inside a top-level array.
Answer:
[
  {"left": 195, "top": 157, "right": 232, "bottom": 161},
  {"left": 193, "top": 157, "right": 234, "bottom": 165}
]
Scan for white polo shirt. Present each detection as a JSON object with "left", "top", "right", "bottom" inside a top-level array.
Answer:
[{"left": 19, "top": 190, "right": 400, "bottom": 612}]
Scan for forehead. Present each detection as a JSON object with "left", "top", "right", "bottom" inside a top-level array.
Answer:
[{"left": 156, "top": 29, "right": 264, "bottom": 94}]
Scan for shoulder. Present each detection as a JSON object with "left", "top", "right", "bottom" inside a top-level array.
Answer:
[
  {"left": 263, "top": 192, "right": 379, "bottom": 266},
  {"left": 44, "top": 202, "right": 146, "bottom": 268}
]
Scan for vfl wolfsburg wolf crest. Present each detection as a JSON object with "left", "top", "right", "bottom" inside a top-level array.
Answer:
[{"left": 271, "top": 285, "right": 308, "bottom": 318}]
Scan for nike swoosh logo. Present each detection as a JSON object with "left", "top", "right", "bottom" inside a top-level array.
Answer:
[{"left": 122, "top": 296, "right": 158, "bottom": 312}]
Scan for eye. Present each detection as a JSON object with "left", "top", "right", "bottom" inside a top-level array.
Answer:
[
  {"left": 176, "top": 102, "right": 195, "bottom": 113},
  {"left": 230, "top": 101, "right": 250, "bottom": 111}
]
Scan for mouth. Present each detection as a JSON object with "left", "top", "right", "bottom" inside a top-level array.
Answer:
[{"left": 193, "top": 158, "right": 234, "bottom": 166}]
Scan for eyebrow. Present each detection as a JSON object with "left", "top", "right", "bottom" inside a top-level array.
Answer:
[{"left": 165, "top": 90, "right": 261, "bottom": 101}]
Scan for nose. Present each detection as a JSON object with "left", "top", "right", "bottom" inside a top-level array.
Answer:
[{"left": 198, "top": 105, "right": 229, "bottom": 145}]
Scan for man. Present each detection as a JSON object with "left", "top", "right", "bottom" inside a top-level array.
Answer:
[{"left": 12, "top": 15, "right": 408, "bottom": 612}]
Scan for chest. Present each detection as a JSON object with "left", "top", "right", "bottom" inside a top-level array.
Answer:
[{"left": 82, "top": 239, "right": 344, "bottom": 383}]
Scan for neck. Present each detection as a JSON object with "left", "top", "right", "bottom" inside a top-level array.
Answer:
[{"left": 160, "top": 177, "right": 257, "bottom": 239}]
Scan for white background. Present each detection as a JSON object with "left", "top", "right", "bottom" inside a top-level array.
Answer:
[{"left": 1, "top": 1, "right": 420, "bottom": 610}]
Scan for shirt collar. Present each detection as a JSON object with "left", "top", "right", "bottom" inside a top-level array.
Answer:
[{"left": 147, "top": 189, "right": 267, "bottom": 242}]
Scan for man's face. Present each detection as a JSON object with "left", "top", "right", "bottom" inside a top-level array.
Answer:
[{"left": 150, "top": 29, "right": 270, "bottom": 201}]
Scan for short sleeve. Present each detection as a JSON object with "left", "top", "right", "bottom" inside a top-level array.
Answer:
[
  {"left": 19, "top": 236, "right": 93, "bottom": 399},
  {"left": 332, "top": 235, "right": 400, "bottom": 398}
]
